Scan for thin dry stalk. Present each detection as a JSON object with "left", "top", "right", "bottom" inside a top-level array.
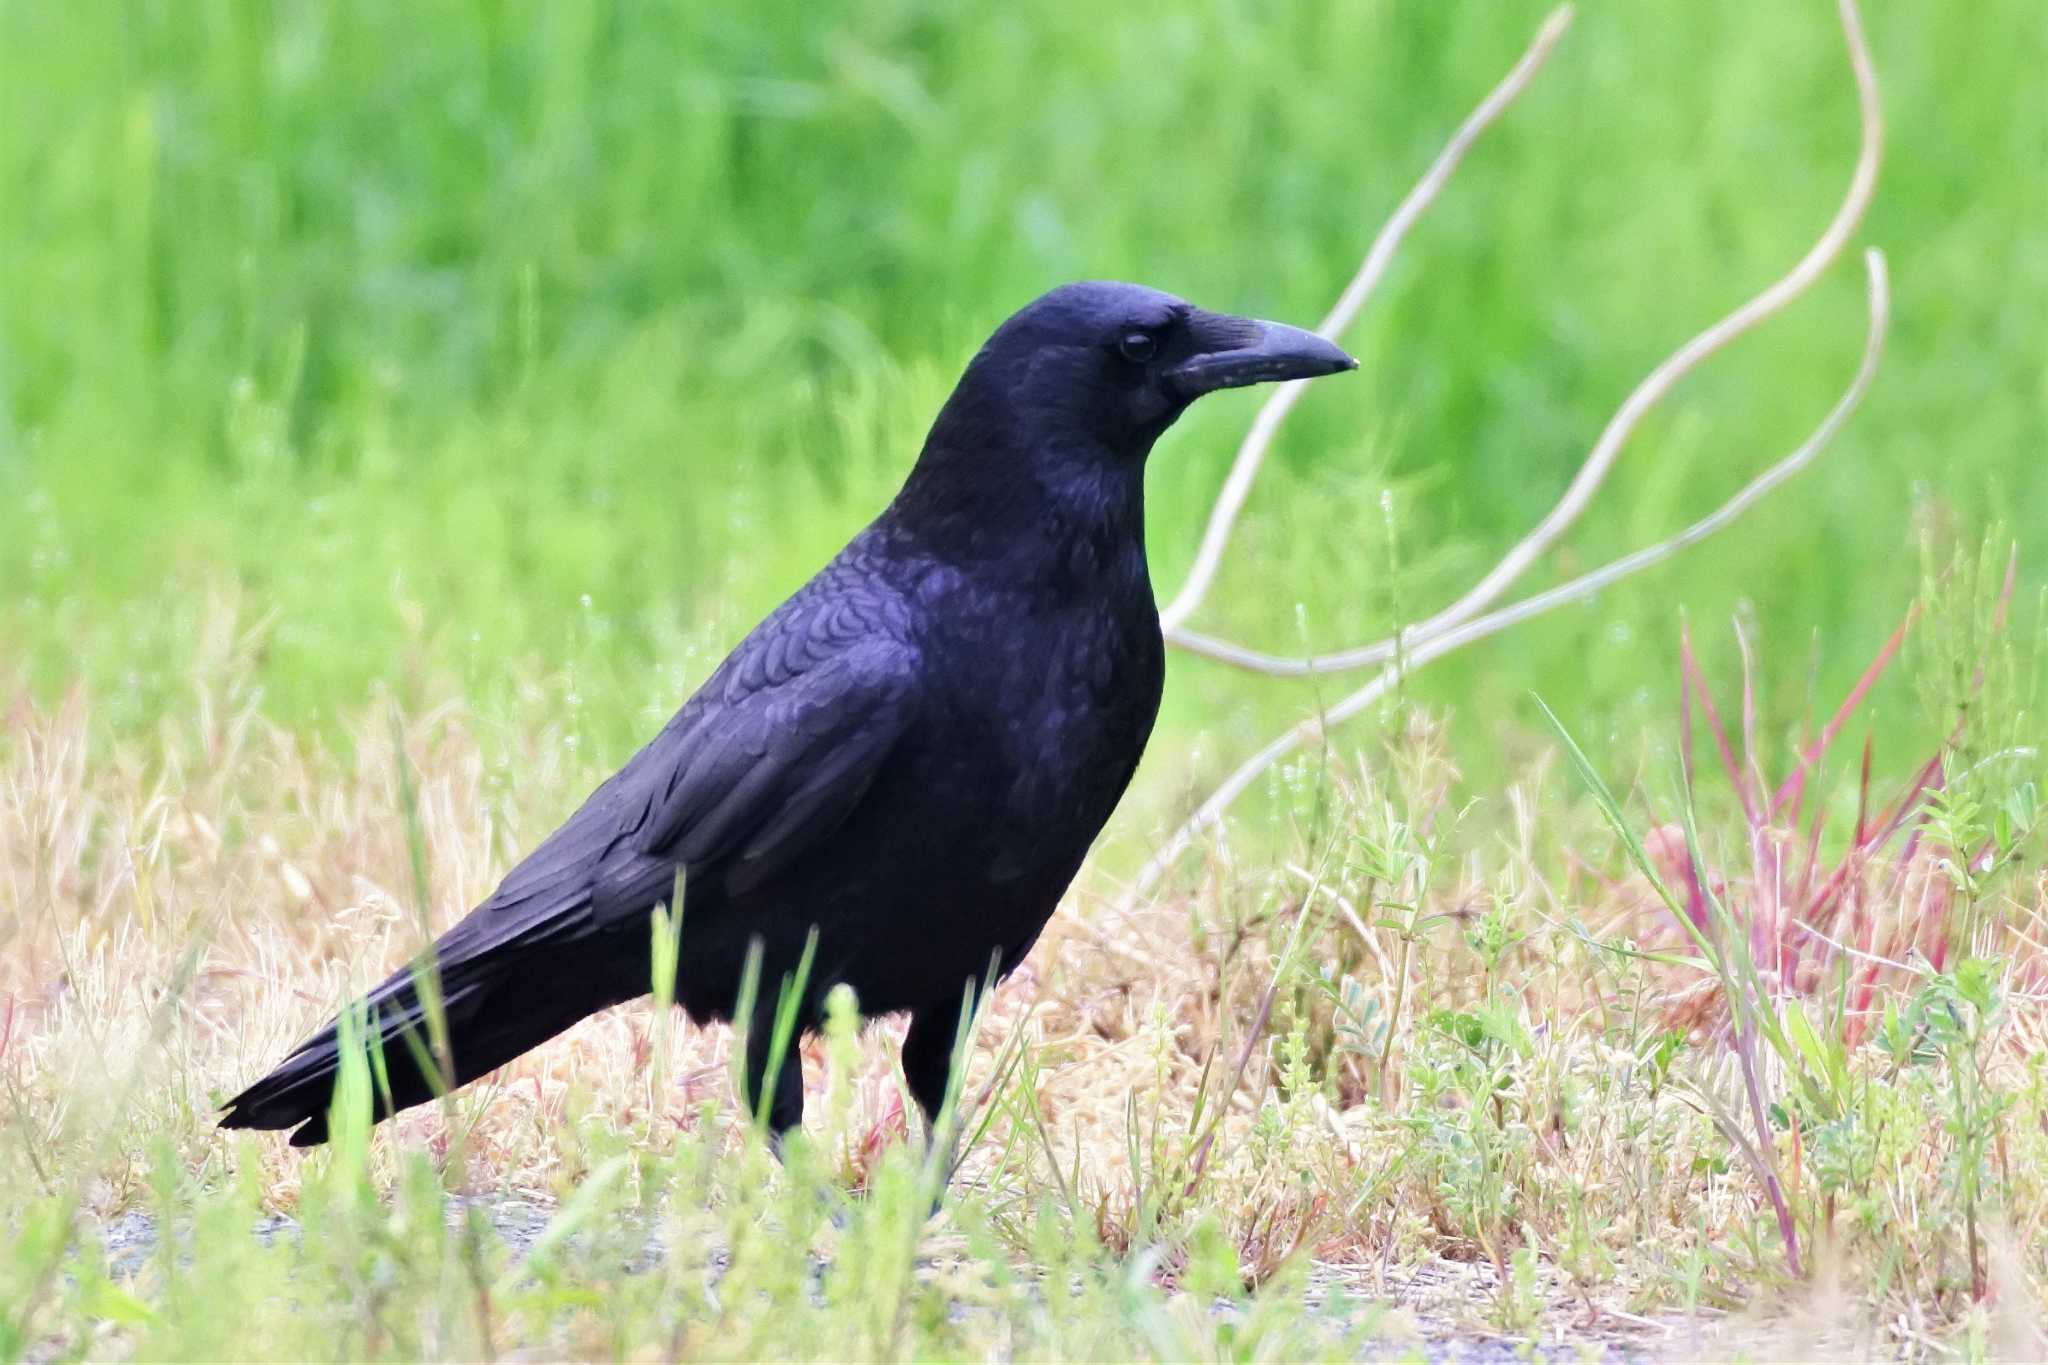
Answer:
[
  {"left": 1170, "top": 0, "right": 1883, "bottom": 679},
  {"left": 1157, "top": 3, "right": 1577, "bottom": 638},
  {"left": 1135, "top": 249, "right": 1891, "bottom": 902}
]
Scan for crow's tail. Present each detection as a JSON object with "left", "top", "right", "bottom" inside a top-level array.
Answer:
[{"left": 220, "top": 939, "right": 630, "bottom": 1146}]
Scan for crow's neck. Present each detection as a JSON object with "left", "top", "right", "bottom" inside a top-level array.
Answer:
[{"left": 886, "top": 406, "right": 1153, "bottom": 599}]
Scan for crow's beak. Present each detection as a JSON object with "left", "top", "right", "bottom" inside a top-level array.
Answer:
[{"left": 1165, "top": 314, "right": 1358, "bottom": 399}]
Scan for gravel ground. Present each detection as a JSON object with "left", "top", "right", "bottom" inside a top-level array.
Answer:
[{"left": 87, "top": 1200, "right": 1703, "bottom": 1361}]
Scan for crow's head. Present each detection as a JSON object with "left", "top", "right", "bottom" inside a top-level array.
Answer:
[{"left": 949, "top": 281, "right": 1358, "bottom": 456}]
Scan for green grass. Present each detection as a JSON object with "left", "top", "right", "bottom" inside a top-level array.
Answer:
[
  {"left": 4, "top": 0, "right": 2041, "bottom": 777},
  {"left": 9, "top": 1014, "right": 1380, "bottom": 1362},
  {"left": 3, "top": 0, "right": 2047, "bottom": 1358}
]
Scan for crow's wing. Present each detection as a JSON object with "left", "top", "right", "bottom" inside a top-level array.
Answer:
[
  {"left": 442, "top": 581, "right": 920, "bottom": 960},
  {"left": 221, "top": 582, "right": 918, "bottom": 1140}
]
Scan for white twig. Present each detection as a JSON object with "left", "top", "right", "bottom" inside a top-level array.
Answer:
[
  {"left": 1132, "top": 249, "right": 1889, "bottom": 902},
  {"left": 1168, "top": 0, "right": 1884, "bottom": 677},
  {"left": 1156, "top": 4, "right": 1576, "bottom": 637},
  {"left": 1791, "top": 910, "right": 1922, "bottom": 978}
]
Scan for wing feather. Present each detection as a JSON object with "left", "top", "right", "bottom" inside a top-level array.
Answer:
[{"left": 443, "top": 573, "right": 919, "bottom": 959}]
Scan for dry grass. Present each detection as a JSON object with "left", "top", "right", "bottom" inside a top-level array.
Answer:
[{"left": 5, "top": 589, "right": 2048, "bottom": 1357}]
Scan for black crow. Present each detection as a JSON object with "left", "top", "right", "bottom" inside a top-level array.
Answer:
[{"left": 221, "top": 281, "right": 1355, "bottom": 1149}]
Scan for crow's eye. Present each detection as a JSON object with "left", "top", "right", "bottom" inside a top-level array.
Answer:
[{"left": 1118, "top": 331, "right": 1158, "bottom": 363}]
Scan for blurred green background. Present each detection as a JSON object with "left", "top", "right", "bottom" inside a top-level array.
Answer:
[{"left": 2, "top": 0, "right": 2041, "bottom": 825}]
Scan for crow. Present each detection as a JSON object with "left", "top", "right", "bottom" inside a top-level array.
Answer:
[{"left": 221, "top": 281, "right": 1356, "bottom": 1149}]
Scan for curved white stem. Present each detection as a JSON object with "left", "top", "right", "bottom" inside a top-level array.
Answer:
[
  {"left": 1167, "top": 0, "right": 1884, "bottom": 680},
  {"left": 1132, "top": 249, "right": 1890, "bottom": 903},
  {"left": 1156, "top": 5, "right": 1577, "bottom": 637}
]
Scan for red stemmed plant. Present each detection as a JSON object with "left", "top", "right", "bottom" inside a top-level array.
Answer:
[{"left": 1555, "top": 550, "right": 2031, "bottom": 1284}]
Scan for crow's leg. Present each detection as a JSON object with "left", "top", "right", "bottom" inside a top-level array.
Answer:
[
  {"left": 901, "top": 988, "right": 979, "bottom": 1191},
  {"left": 742, "top": 1011, "right": 806, "bottom": 1154},
  {"left": 901, "top": 995, "right": 968, "bottom": 1134}
]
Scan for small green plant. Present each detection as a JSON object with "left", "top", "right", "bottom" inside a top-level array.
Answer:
[
  {"left": 1407, "top": 997, "right": 1536, "bottom": 1293},
  {"left": 1902, "top": 958, "right": 2012, "bottom": 1300}
]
